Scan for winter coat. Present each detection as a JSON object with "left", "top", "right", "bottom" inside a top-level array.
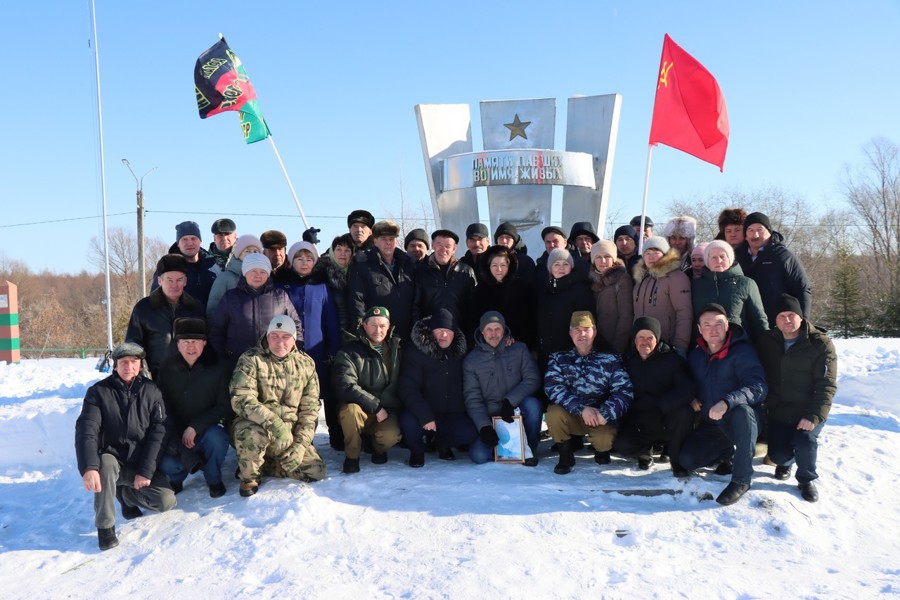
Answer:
[
  {"left": 462, "top": 325, "right": 541, "bottom": 430},
  {"left": 75, "top": 372, "right": 167, "bottom": 479},
  {"left": 399, "top": 317, "right": 468, "bottom": 425},
  {"left": 313, "top": 254, "right": 352, "bottom": 332},
  {"left": 280, "top": 271, "right": 341, "bottom": 374},
  {"left": 206, "top": 254, "right": 243, "bottom": 320},
  {"left": 735, "top": 231, "right": 812, "bottom": 325},
  {"left": 688, "top": 323, "right": 768, "bottom": 422},
  {"left": 229, "top": 335, "right": 320, "bottom": 447},
  {"left": 589, "top": 263, "right": 634, "bottom": 354},
  {"left": 156, "top": 345, "right": 233, "bottom": 440},
  {"left": 692, "top": 263, "right": 769, "bottom": 338},
  {"left": 209, "top": 278, "right": 303, "bottom": 363},
  {"left": 151, "top": 244, "right": 219, "bottom": 306},
  {"left": 332, "top": 326, "right": 403, "bottom": 414},
  {"left": 347, "top": 248, "right": 417, "bottom": 340},
  {"left": 125, "top": 288, "right": 206, "bottom": 378},
  {"left": 413, "top": 254, "right": 478, "bottom": 337},
  {"left": 208, "top": 243, "right": 231, "bottom": 271},
  {"left": 632, "top": 250, "right": 693, "bottom": 353},
  {"left": 544, "top": 347, "right": 633, "bottom": 426},
  {"left": 536, "top": 269, "right": 595, "bottom": 368},
  {"left": 534, "top": 251, "right": 590, "bottom": 287},
  {"left": 622, "top": 340, "right": 695, "bottom": 420},
  {"left": 757, "top": 321, "right": 836, "bottom": 426},
  {"left": 472, "top": 246, "right": 537, "bottom": 350}
]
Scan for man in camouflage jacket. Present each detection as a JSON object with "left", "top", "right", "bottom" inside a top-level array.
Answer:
[{"left": 230, "top": 315, "right": 326, "bottom": 496}]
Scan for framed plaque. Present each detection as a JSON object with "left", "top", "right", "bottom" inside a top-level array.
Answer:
[{"left": 493, "top": 416, "right": 526, "bottom": 463}]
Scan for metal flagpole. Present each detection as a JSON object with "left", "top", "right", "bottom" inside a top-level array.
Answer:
[
  {"left": 637, "top": 145, "right": 654, "bottom": 256},
  {"left": 90, "top": 0, "right": 114, "bottom": 368},
  {"left": 267, "top": 135, "right": 310, "bottom": 230}
]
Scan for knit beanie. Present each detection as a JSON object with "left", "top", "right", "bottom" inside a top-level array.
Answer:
[
  {"left": 743, "top": 212, "right": 772, "bottom": 234},
  {"left": 241, "top": 253, "right": 272, "bottom": 275},
  {"left": 703, "top": 240, "right": 735, "bottom": 267},
  {"left": 642, "top": 236, "right": 670, "bottom": 254},
  {"left": 288, "top": 241, "right": 319, "bottom": 263},
  {"left": 547, "top": 248, "right": 574, "bottom": 273},
  {"left": 632, "top": 316, "right": 662, "bottom": 342},
  {"left": 232, "top": 235, "right": 262, "bottom": 258},
  {"left": 590, "top": 240, "right": 618, "bottom": 263}
]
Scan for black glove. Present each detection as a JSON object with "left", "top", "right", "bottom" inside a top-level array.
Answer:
[
  {"left": 499, "top": 399, "right": 515, "bottom": 423},
  {"left": 302, "top": 226, "right": 321, "bottom": 244},
  {"left": 479, "top": 426, "right": 499, "bottom": 447}
]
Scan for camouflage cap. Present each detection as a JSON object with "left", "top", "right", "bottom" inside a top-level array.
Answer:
[{"left": 569, "top": 311, "right": 595, "bottom": 329}]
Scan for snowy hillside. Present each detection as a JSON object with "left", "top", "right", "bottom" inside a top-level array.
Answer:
[{"left": 1, "top": 339, "right": 898, "bottom": 599}]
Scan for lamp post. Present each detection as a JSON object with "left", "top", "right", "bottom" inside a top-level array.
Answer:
[{"left": 122, "top": 160, "right": 157, "bottom": 299}]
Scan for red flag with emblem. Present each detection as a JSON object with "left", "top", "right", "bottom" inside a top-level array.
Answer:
[{"left": 649, "top": 34, "right": 729, "bottom": 171}]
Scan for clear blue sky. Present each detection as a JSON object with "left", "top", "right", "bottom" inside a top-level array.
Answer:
[{"left": 2, "top": 1, "right": 898, "bottom": 274}]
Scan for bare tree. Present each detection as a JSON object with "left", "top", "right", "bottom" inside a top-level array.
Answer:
[{"left": 88, "top": 227, "right": 167, "bottom": 300}]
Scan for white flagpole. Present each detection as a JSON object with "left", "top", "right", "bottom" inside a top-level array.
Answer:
[
  {"left": 267, "top": 135, "right": 310, "bottom": 230},
  {"left": 90, "top": 0, "right": 114, "bottom": 358},
  {"left": 637, "top": 145, "right": 654, "bottom": 255}
]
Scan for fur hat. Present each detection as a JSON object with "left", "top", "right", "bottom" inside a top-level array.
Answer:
[
  {"left": 632, "top": 316, "right": 661, "bottom": 342},
  {"left": 493, "top": 222, "right": 520, "bottom": 244},
  {"left": 241, "top": 253, "right": 272, "bottom": 275},
  {"left": 347, "top": 209, "right": 375, "bottom": 229},
  {"left": 547, "top": 248, "right": 574, "bottom": 273},
  {"left": 703, "top": 240, "right": 735, "bottom": 267},
  {"left": 232, "top": 235, "right": 262, "bottom": 258},
  {"left": 569, "top": 311, "right": 595, "bottom": 329},
  {"left": 743, "top": 212, "right": 772, "bottom": 234},
  {"left": 568, "top": 221, "right": 599, "bottom": 243},
  {"left": 288, "top": 241, "right": 319, "bottom": 263},
  {"left": 111, "top": 342, "right": 145, "bottom": 361},
  {"left": 175, "top": 221, "right": 201, "bottom": 241},
  {"left": 156, "top": 253, "right": 189, "bottom": 276},
  {"left": 404, "top": 228, "right": 430, "bottom": 250},
  {"left": 642, "top": 236, "right": 670, "bottom": 254},
  {"left": 590, "top": 240, "right": 618, "bottom": 264},
  {"left": 663, "top": 216, "right": 697, "bottom": 240},
  {"left": 777, "top": 294, "right": 803, "bottom": 317},
  {"left": 260, "top": 230, "right": 287, "bottom": 249},
  {"left": 210, "top": 218, "right": 236, "bottom": 235},
  {"left": 718, "top": 208, "right": 747, "bottom": 231},
  {"left": 173, "top": 317, "right": 207, "bottom": 340},
  {"left": 266, "top": 315, "right": 297, "bottom": 339},
  {"left": 372, "top": 220, "right": 401, "bottom": 238}
]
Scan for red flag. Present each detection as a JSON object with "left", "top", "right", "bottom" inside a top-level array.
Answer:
[{"left": 649, "top": 34, "right": 729, "bottom": 171}]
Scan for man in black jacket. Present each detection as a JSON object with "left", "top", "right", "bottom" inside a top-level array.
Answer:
[
  {"left": 613, "top": 317, "right": 695, "bottom": 476},
  {"left": 157, "top": 318, "right": 233, "bottom": 498},
  {"left": 150, "top": 220, "right": 219, "bottom": 305},
  {"left": 75, "top": 343, "right": 176, "bottom": 551}
]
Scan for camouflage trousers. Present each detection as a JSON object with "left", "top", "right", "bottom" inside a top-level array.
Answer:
[{"left": 232, "top": 418, "right": 326, "bottom": 484}]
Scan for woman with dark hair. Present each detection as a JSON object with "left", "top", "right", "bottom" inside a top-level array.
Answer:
[
  {"left": 312, "top": 234, "right": 356, "bottom": 332},
  {"left": 472, "top": 244, "right": 536, "bottom": 351}
]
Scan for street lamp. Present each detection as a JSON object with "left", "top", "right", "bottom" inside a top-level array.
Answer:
[{"left": 122, "top": 159, "right": 157, "bottom": 299}]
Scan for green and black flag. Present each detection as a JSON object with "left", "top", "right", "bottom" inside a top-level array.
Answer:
[{"left": 194, "top": 37, "right": 271, "bottom": 144}]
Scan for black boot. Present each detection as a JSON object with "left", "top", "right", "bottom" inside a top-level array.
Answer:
[
  {"left": 774, "top": 465, "right": 792, "bottom": 480},
  {"left": 116, "top": 487, "right": 143, "bottom": 520},
  {"left": 342, "top": 457, "right": 360, "bottom": 474},
  {"left": 97, "top": 527, "right": 119, "bottom": 551},
  {"left": 408, "top": 452, "right": 425, "bottom": 468},
  {"left": 715, "top": 458, "right": 734, "bottom": 475},
  {"left": 594, "top": 450, "right": 611, "bottom": 465},
  {"left": 716, "top": 481, "right": 751, "bottom": 506},
  {"left": 554, "top": 440, "right": 576, "bottom": 474},
  {"left": 799, "top": 482, "right": 819, "bottom": 502}
]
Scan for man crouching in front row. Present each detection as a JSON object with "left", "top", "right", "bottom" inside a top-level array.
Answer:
[{"left": 75, "top": 342, "right": 176, "bottom": 551}]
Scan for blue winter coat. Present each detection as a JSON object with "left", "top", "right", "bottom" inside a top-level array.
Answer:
[{"left": 281, "top": 272, "right": 341, "bottom": 395}]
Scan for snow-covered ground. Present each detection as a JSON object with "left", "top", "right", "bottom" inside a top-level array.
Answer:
[{"left": 1, "top": 339, "right": 899, "bottom": 599}]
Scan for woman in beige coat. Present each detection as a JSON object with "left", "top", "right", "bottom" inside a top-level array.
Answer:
[
  {"left": 632, "top": 236, "right": 693, "bottom": 354},
  {"left": 589, "top": 240, "right": 633, "bottom": 354}
]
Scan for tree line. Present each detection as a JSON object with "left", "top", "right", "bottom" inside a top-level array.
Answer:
[{"left": 2, "top": 137, "right": 896, "bottom": 356}]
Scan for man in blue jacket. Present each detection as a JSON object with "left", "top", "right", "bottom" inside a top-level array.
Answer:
[{"left": 680, "top": 303, "right": 768, "bottom": 505}]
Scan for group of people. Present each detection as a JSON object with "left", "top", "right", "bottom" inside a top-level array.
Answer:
[{"left": 75, "top": 207, "right": 836, "bottom": 552}]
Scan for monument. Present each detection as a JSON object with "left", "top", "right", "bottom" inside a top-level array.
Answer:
[{"left": 416, "top": 95, "right": 621, "bottom": 254}]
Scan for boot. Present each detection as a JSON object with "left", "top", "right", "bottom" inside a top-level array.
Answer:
[
  {"left": 716, "top": 481, "right": 751, "bottom": 506},
  {"left": 438, "top": 447, "right": 456, "bottom": 461},
  {"left": 637, "top": 454, "right": 653, "bottom": 470},
  {"left": 774, "top": 465, "right": 792, "bottom": 480},
  {"left": 408, "top": 452, "right": 425, "bottom": 468},
  {"left": 208, "top": 482, "right": 226, "bottom": 498},
  {"left": 239, "top": 481, "right": 259, "bottom": 497},
  {"left": 593, "top": 450, "right": 611, "bottom": 465},
  {"left": 98, "top": 527, "right": 119, "bottom": 551},
  {"left": 554, "top": 439, "right": 576, "bottom": 474},
  {"left": 714, "top": 458, "right": 734, "bottom": 475},
  {"left": 371, "top": 452, "right": 388, "bottom": 465},
  {"left": 342, "top": 457, "right": 360, "bottom": 474},
  {"left": 116, "top": 487, "right": 143, "bottom": 520},
  {"left": 799, "top": 482, "right": 819, "bottom": 502}
]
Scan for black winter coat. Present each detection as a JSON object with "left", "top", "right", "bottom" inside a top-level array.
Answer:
[
  {"left": 75, "top": 373, "right": 167, "bottom": 479},
  {"left": 472, "top": 246, "right": 537, "bottom": 350},
  {"left": 151, "top": 244, "right": 219, "bottom": 306},
  {"left": 156, "top": 346, "right": 234, "bottom": 439},
  {"left": 623, "top": 340, "right": 695, "bottom": 420},
  {"left": 413, "top": 255, "right": 478, "bottom": 338},
  {"left": 125, "top": 288, "right": 206, "bottom": 378},
  {"left": 347, "top": 248, "right": 417, "bottom": 340},
  {"left": 536, "top": 269, "right": 594, "bottom": 368},
  {"left": 735, "top": 231, "right": 812, "bottom": 325},
  {"left": 399, "top": 317, "right": 468, "bottom": 425}
]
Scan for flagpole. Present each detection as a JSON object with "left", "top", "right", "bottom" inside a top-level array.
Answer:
[
  {"left": 90, "top": 0, "right": 114, "bottom": 358},
  {"left": 267, "top": 135, "right": 310, "bottom": 230},
  {"left": 637, "top": 145, "right": 654, "bottom": 255}
]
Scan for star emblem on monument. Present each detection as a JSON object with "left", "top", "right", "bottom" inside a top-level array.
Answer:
[{"left": 504, "top": 114, "right": 531, "bottom": 141}]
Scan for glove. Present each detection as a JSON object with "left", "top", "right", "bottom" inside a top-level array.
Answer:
[
  {"left": 302, "top": 226, "right": 321, "bottom": 244},
  {"left": 499, "top": 399, "right": 516, "bottom": 423},
  {"left": 269, "top": 419, "right": 294, "bottom": 453},
  {"left": 479, "top": 426, "right": 499, "bottom": 447},
  {"left": 279, "top": 443, "right": 307, "bottom": 474}
]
